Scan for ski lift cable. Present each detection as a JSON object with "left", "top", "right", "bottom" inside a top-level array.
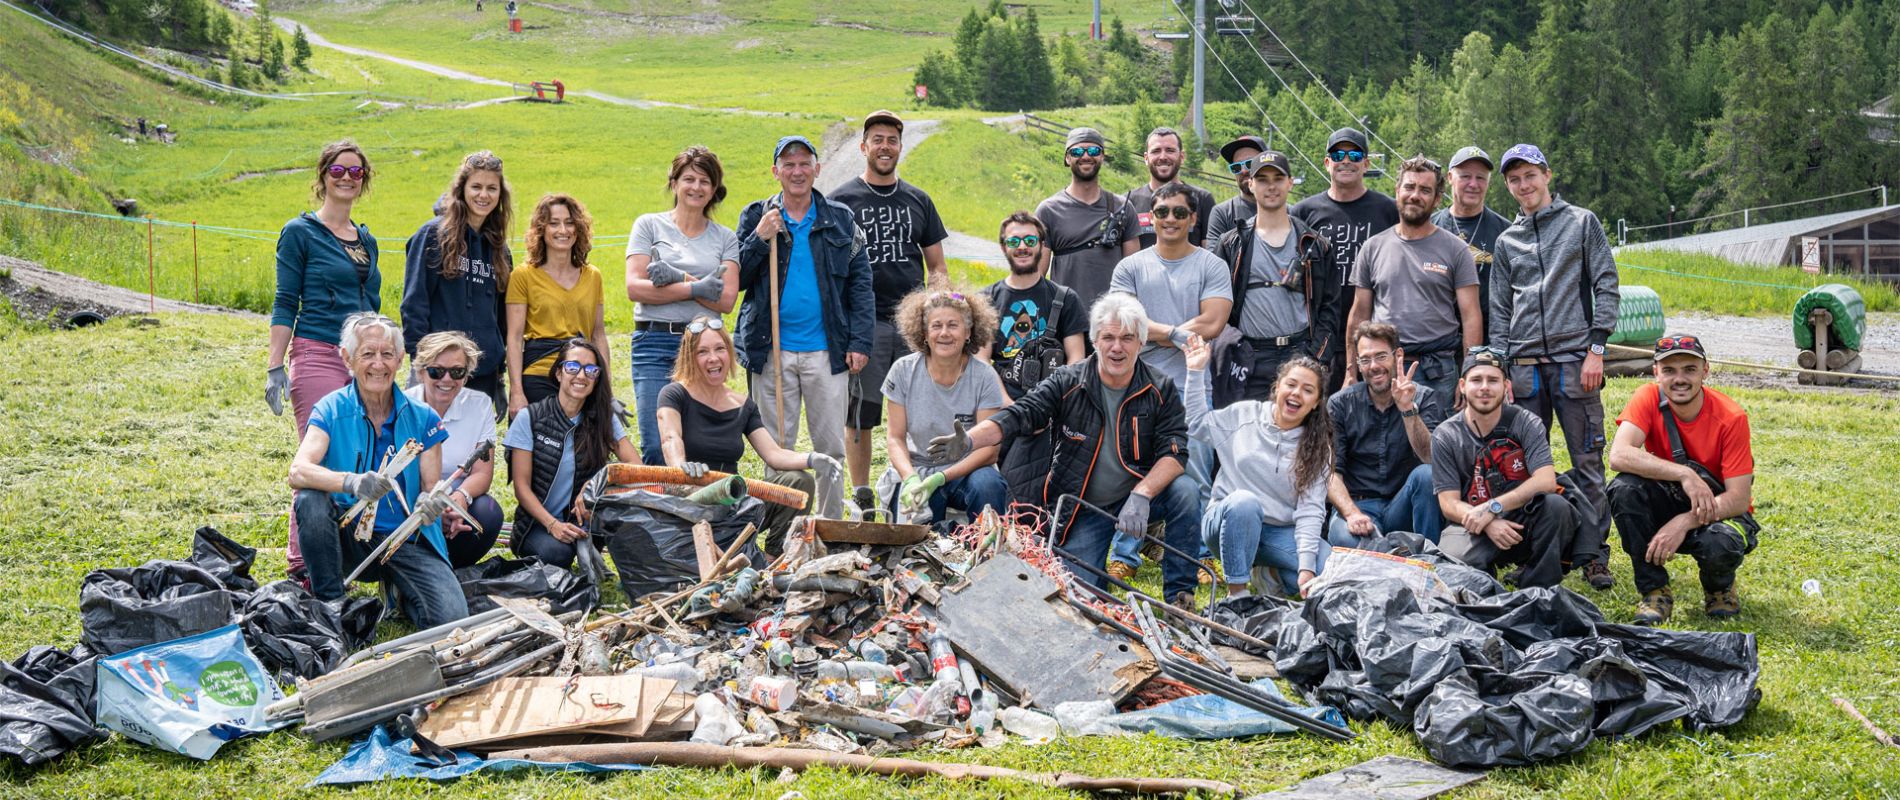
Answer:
[
  {"left": 1234, "top": 2, "right": 1401, "bottom": 157},
  {"left": 1162, "top": 0, "right": 1327, "bottom": 180}
]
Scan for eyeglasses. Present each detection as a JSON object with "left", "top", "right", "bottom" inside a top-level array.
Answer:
[
  {"left": 1150, "top": 205, "right": 1193, "bottom": 221},
  {"left": 326, "top": 165, "right": 369, "bottom": 179},
  {"left": 1354, "top": 351, "right": 1392, "bottom": 367},
  {"left": 686, "top": 317, "right": 725, "bottom": 333},
  {"left": 1655, "top": 335, "right": 1701, "bottom": 352},
  {"left": 1327, "top": 149, "right": 1366, "bottom": 163},
  {"left": 559, "top": 360, "right": 603, "bottom": 379},
  {"left": 1002, "top": 235, "right": 1041, "bottom": 249},
  {"left": 1226, "top": 157, "right": 1258, "bottom": 175},
  {"left": 424, "top": 365, "right": 469, "bottom": 380},
  {"left": 1067, "top": 145, "right": 1105, "bottom": 158}
]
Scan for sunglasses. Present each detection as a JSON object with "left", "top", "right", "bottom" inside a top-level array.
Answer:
[
  {"left": 1226, "top": 157, "right": 1258, "bottom": 175},
  {"left": 325, "top": 165, "right": 369, "bottom": 179},
  {"left": 687, "top": 317, "right": 725, "bottom": 333},
  {"left": 1466, "top": 345, "right": 1507, "bottom": 358},
  {"left": 1327, "top": 149, "right": 1366, "bottom": 163},
  {"left": 1067, "top": 145, "right": 1104, "bottom": 158},
  {"left": 424, "top": 365, "right": 469, "bottom": 380},
  {"left": 1002, "top": 235, "right": 1041, "bottom": 249},
  {"left": 933, "top": 291, "right": 966, "bottom": 302},
  {"left": 1150, "top": 205, "right": 1193, "bottom": 220},
  {"left": 560, "top": 360, "right": 603, "bottom": 379},
  {"left": 1655, "top": 335, "right": 1701, "bottom": 352}
]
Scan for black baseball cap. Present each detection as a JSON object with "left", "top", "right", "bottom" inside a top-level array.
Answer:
[
  {"left": 1653, "top": 334, "right": 1707, "bottom": 363},
  {"left": 1327, "top": 127, "right": 1369, "bottom": 152},
  {"left": 1246, "top": 151, "right": 1292, "bottom": 178},
  {"left": 1220, "top": 135, "right": 1268, "bottom": 163},
  {"left": 1462, "top": 346, "right": 1509, "bottom": 376}
]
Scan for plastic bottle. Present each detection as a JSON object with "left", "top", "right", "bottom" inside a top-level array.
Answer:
[
  {"left": 690, "top": 693, "right": 743, "bottom": 745},
  {"left": 814, "top": 660, "right": 903, "bottom": 683},
  {"left": 627, "top": 661, "right": 701, "bottom": 692},
  {"left": 999, "top": 706, "right": 1061, "bottom": 744},
  {"left": 764, "top": 639, "right": 794, "bottom": 669},
  {"left": 969, "top": 691, "right": 998, "bottom": 735},
  {"left": 856, "top": 639, "right": 889, "bottom": 665},
  {"left": 926, "top": 631, "right": 959, "bottom": 685}
]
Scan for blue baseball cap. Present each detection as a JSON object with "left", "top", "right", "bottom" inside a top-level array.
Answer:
[
  {"left": 773, "top": 135, "right": 817, "bottom": 162},
  {"left": 1498, "top": 143, "right": 1548, "bottom": 173}
]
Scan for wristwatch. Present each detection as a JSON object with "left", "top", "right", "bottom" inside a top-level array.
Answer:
[
  {"left": 1486, "top": 499, "right": 1504, "bottom": 515},
  {"left": 1588, "top": 343, "right": 1606, "bottom": 356},
  {"left": 1400, "top": 407, "right": 1420, "bottom": 418}
]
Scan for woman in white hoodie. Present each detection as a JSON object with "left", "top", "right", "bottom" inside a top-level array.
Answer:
[{"left": 1184, "top": 335, "right": 1334, "bottom": 597}]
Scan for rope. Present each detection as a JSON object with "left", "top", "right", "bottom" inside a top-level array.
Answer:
[{"left": 1605, "top": 343, "right": 1899, "bottom": 383}]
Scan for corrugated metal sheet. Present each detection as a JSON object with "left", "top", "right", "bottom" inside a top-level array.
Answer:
[{"left": 1622, "top": 204, "right": 1900, "bottom": 266}]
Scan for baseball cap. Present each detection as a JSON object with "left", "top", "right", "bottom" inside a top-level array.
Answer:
[
  {"left": 1462, "top": 345, "right": 1508, "bottom": 376},
  {"left": 1246, "top": 151, "right": 1292, "bottom": 178},
  {"left": 773, "top": 135, "right": 817, "bottom": 162},
  {"left": 1220, "top": 135, "right": 1268, "bottom": 163},
  {"left": 1448, "top": 145, "right": 1493, "bottom": 171},
  {"left": 1498, "top": 143, "right": 1548, "bottom": 173},
  {"left": 1653, "top": 334, "right": 1708, "bottom": 363},
  {"left": 1326, "top": 127, "right": 1369, "bottom": 152},
  {"left": 1066, "top": 127, "right": 1106, "bottom": 148},
  {"left": 863, "top": 109, "right": 904, "bottom": 132}
]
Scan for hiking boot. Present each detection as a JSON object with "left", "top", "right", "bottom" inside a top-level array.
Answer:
[
  {"left": 1633, "top": 587, "right": 1674, "bottom": 626},
  {"left": 1140, "top": 540, "right": 1163, "bottom": 562},
  {"left": 1169, "top": 591, "right": 1198, "bottom": 613},
  {"left": 851, "top": 486, "right": 876, "bottom": 515},
  {"left": 1198, "top": 558, "right": 1221, "bottom": 585},
  {"left": 1705, "top": 588, "right": 1742, "bottom": 619},
  {"left": 1583, "top": 559, "right": 1614, "bottom": 590},
  {"left": 1501, "top": 566, "right": 1525, "bottom": 588},
  {"left": 1107, "top": 561, "right": 1137, "bottom": 582}
]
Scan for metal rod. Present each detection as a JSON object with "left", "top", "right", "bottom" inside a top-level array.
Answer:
[
  {"left": 1053, "top": 494, "right": 1222, "bottom": 585},
  {"left": 1132, "top": 600, "right": 1353, "bottom": 742},
  {"left": 1055, "top": 545, "right": 1278, "bottom": 654},
  {"left": 339, "top": 607, "right": 512, "bottom": 669},
  {"left": 303, "top": 640, "right": 564, "bottom": 742}
]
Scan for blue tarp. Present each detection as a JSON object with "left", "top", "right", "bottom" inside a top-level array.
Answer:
[
  {"left": 309, "top": 725, "right": 647, "bottom": 786},
  {"left": 1099, "top": 682, "right": 1348, "bottom": 739}
]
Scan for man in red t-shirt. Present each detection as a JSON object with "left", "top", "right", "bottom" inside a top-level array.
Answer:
[{"left": 1607, "top": 334, "right": 1758, "bottom": 625}]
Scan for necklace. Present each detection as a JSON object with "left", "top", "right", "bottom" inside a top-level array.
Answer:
[{"left": 861, "top": 177, "right": 899, "bottom": 198}]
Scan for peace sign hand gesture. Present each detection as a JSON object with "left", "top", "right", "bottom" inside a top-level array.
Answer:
[{"left": 1393, "top": 354, "right": 1419, "bottom": 413}]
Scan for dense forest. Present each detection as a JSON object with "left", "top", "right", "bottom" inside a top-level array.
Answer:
[{"left": 38, "top": 0, "right": 307, "bottom": 88}]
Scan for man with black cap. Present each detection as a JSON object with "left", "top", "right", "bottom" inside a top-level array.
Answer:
[
  {"left": 1209, "top": 150, "right": 1338, "bottom": 405},
  {"left": 1124, "top": 126, "right": 1216, "bottom": 249},
  {"left": 1207, "top": 135, "right": 1265, "bottom": 244},
  {"left": 1489, "top": 143, "right": 1619, "bottom": 590},
  {"left": 1037, "top": 127, "right": 1138, "bottom": 310},
  {"left": 830, "top": 110, "right": 951, "bottom": 509},
  {"left": 1608, "top": 334, "right": 1758, "bottom": 625},
  {"left": 1430, "top": 346, "right": 1579, "bottom": 589},
  {"left": 1431, "top": 146, "right": 1510, "bottom": 334},
  {"left": 734, "top": 134, "right": 874, "bottom": 469},
  {"left": 1291, "top": 127, "right": 1398, "bottom": 391}
]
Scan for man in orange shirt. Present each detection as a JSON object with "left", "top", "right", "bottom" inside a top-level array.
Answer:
[{"left": 1607, "top": 335, "right": 1759, "bottom": 625}]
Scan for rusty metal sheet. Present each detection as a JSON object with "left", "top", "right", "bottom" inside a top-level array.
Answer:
[{"left": 810, "top": 518, "right": 931, "bottom": 546}]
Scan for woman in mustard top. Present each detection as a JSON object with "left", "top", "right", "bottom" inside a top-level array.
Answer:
[{"left": 506, "top": 193, "right": 611, "bottom": 417}]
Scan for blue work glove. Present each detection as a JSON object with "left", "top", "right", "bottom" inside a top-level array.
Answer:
[
  {"left": 265, "top": 365, "right": 288, "bottom": 416},
  {"left": 1116, "top": 492, "right": 1152, "bottom": 539}
]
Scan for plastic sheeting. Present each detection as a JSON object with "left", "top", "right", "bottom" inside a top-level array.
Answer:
[
  {"left": 1061, "top": 685, "right": 1349, "bottom": 740},
  {"left": 239, "top": 580, "right": 381, "bottom": 684},
  {"left": 94, "top": 625, "right": 287, "bottom": 760},
  {"left": 596, "top": 491, "right": 766, "bottom": 598},
  {"left": 455, "top": 557, "right": 599, "bottom": 616},
  {"left": 309, "top": 724, "right": 645, "bottom": 786},
  {"left": 0, "top": 645, "right": 100, "bottom": 766},
  {"left": 1209, "top": 532, "right": 1761, "bottom": 769}
]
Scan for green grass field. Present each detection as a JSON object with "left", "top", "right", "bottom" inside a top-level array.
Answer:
[{"left": 1617, "top": 248, "right": 1898, "bottom": 317}]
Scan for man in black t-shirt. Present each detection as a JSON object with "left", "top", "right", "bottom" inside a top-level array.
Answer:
[
  {"left": 830, "top": 109, "right": 950, "bottom": 509},
  {"left": 1429, "top": 146, "right": 1510, "bottom": 337},
  {"left": 1125, "top": 126, "right": 1217, "bottom": 249},
  {"left": 981, "top": 212, "right": 1085, "bottom": 503},
  {"left": 1291, "top": 127, "right": 1398, "bottom": 391}
]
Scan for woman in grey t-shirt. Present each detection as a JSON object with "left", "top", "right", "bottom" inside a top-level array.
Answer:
[
  {"left": 882, "top": 289, "right": 1009, "bottom": 523},
  {"left": 624, "top": 146, "right": 741, "bottom": 464}
]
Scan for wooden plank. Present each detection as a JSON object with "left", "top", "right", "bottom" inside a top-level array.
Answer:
[{"left": 416, "top": 675, "right": 670, "bottom": 749}]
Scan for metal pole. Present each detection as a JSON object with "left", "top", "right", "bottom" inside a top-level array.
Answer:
[
  {"left": 146, "top": 216, "right": 155, "bottom": 313},
  {"left": 1743, "top": 208, "right": 1750, "bottom": 227},
  {"left": 1191, "top": 0, "right": 1206, "bottom": 149},
  {"left": 191, "top": 221, "right": 199, "bottom": 304},
  {"left": 1883, "top": 184, "right": 1889, "bottom": 207},
  {"left": 1092, "top": 0, "right": 1102, "bottom": 39}
]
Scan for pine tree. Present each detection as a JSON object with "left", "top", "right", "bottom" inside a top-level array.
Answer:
[
  {"left": 1016, "top": 8, "right": 1055, "bottom": 110},
  {"left": 265, "top": 32, "right": 286, "bottom": 80},
  {"left": 292, "top": 25, "right": 311, "bottom": 70}
]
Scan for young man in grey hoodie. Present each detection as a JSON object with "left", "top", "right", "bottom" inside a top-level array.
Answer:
[{"left": 1488, "top": 144, "right": 1617, "bottom": 590}]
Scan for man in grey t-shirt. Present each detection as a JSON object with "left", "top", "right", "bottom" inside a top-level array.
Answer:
[
  {"left": 1037, "top": 127, "right": 1138, "bottom": 311},
  {"left": 1108, "top": 185, "right": 1232, "bottom": 388},
  {"left": 1346, "top": 156, "right": 1482, "bottom": 402}
]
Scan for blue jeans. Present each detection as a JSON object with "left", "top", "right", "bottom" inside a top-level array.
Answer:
[
  {"left": 629, "top": 329, "right": 682, "bottom": 466},
  {"left": 1325, "top": 464, "right": 1443, "bottom": 547},
  {"left": 295, "top": 489, "right": 469, "bottom": 629},
  {"left": 1203, "top": 489, "right": 1331, "bottom": 595},
  {"left": 886, "top": 467, "right": 1011, "bottom": 522},
  {"left": 1060, "top": 479, "right": 1203, "bottom": 600},
  {"left": 1112, "top": 437, "right": 1217, "bottom": 567},
  {"left": 515, "top": 525, "right": 600, "bottom": 571}
]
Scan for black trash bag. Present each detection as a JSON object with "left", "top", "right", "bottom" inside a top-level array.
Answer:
[
  {"left": 1599, "top": 623, "right": 1761, "bottom": 730},
  {"left": 596, "top": 491, "right": 767, "bottom": 598},
  {"left": 456, "top": 557, "right": 599, "bottom": 616},
  {"left": 1455, "top": 586, "right": 1606, "bottom": 650},
  {"left": 1412, "top": 666, "right": 1597, "bottom": 768},
  {"left": 0, "top": 645, "right": 102, "bottom": 766},
  {"left": 1354, "top": 531, "right": 1506, "bottom": 600},
  {"left": 1520, "top": 637, "right": 1692, "bottom": 739},
  {"left": 189, "top": 526, "right": 258, "bottom": 593},
  {"left": 79, "top": 560, "right": 236, "bottom": 656},
  {"left": 240, "top": 580, "right": 382, "bottom": 683},
  {"left": 1305, "top": 580, "right": 1513, "bottom": 723}
]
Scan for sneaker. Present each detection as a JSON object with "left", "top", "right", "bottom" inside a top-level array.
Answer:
[
  {"left": 1501, "top": 566, "right": 1525, "bottom": 588},
  {"left": 852, "top": 486, "right": 876, "bottom": 514},
  {"left": 1633, "top": 587, "right": 1674, "bottom": 626},
  {"left": 1704, "top": 588, "right": 1741, "bottom": 619},
  {"left": 1106, "top": 561, "right": 1137, "bottom": 582},
  {"left": 1583, "top": 559, "right": 1614, "bottom": 590},
  {"left": 1168, "top": 591, "right": 1198, "bottom": 613},
  {"left": 1198, "top": 558, "right": 1221, "bottom": 585}
]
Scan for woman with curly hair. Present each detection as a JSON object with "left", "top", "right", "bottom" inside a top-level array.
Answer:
[
  {"left": 882, "top": 288, "right": 1008, "bottom": 523},
  {"left": 1184, "top": 336, "right": 1335, "bottom": 597},
  {"left": 402, "top": 150, "right": 514, "bottom": 410},
  {"left": 506, "top": 193, "right": 609, "bottom": 416},
  {"left": 501, "top": 338, "right": 637, "bottom": 569}
]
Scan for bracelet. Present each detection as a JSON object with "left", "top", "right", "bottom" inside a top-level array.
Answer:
[{"left": 452, "top": 488, "right": 472, "bottom": 505}]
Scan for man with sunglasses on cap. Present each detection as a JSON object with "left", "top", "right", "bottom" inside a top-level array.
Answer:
[
  {"left": 981, "top": 211, "right": 1086, "bottom": 502},
  {"left": 1430, "top": 347, "right": 1579, "bottom": 588},
  {"left": 1292, "top": 128, "right": 1398, "bottom": 392},
  {"left": 1209, "top": 150, "right": 1338, "bottom": 406},
  {"left": 1489, "top": 143, "right": 1619, "bottom": 590},
  {"left": 1125, "top": 127, "right": 1216, "bottom": 249},
  {"left": 1431, "top": 146, "right": 1510, "bottom": 335},
  {"left": 734, "top": 134, "right": 874, "bottom": 468},
  {"left": 1608, "top": 335, "right": 1758, "bottom": 625},
  {"left": 1207, "top": 135, "right": 1265, "bottom": 245},
  {"left": 1037, "top": 127, "right": 1139, "bottom": 311}
]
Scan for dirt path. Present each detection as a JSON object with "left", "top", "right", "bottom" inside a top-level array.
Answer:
[
  {"left": 1, "top": 255, "right": 258, "bottom": 318},
  {"left": 1665, "top": 310, "right": 1900, "bottom": 375}
]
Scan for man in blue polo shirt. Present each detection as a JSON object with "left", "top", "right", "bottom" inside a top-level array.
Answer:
[{"left": 289, "top": 313, "right": 468, "bottom": 628}]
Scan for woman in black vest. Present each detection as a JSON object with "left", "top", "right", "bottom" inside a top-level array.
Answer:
[{"left": 501, "top": 338, "right": 636, "bottom": 567}]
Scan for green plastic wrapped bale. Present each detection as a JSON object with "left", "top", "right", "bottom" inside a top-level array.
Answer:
[
  {"left": 1610, "top": 286, "right": 1666, "bottom": 346},
  {"left": 1792, "top": 284, "right": 1866, "bottom": 352}
]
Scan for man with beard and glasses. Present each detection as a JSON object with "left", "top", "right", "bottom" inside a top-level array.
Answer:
[
  {"left": 1430, "top": 347, "right": 1579, "bottom": 588},
  {"left": 1326, "top": 322, "right": 1447, "bottom": 547},
  {"left": 1608, "top": 335, "right": 1758, "bottom": 626},
  {"left": 1292, "top": 128, "right": 1398, "bottom": 392},
  {"left": 1124, "top": 127, "right": 1216, "bottom": 249},
  {"left": 981, "top": 212, "right": 1086, "bottom": 502},
  {"left": 1037, "top": 127, "right": 1139, "bottom": 310},
  {"left": 1207, "top": 135, "right": 1265, "bottom": 245},
  {"left": 1345, "top": 155, "right": 1482, "bottom": 402},
  {"left": 1431, "top": 146, "right": 1509, "bottom": 335},
  {"left": 830, "top": 110, "right": 951, "bottom": 512},
  {"left": 1209, "top": 151, "right": 1338, "bottom": 406}
]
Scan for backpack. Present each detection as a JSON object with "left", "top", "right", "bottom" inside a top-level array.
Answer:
[{"left": 988, "top": 282, "right": 1068, "bottom": 398}]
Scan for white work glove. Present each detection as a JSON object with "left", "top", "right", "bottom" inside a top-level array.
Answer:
[
  {"left": 265, "top": 366, "right": 288, "bottom": 416},
  {"left": 414, "top": 488, "right": 452, "bottom": 526},
  {"left": 681, "top": 461, "right": 709, "bottom": 479},
  {"left": 342, "top": 471, "right": 398, "bottom": 504},
  {"left": 807, "top": 453, "right": 841, "bottom": 484},
  {"left": 646, "top": 262, "right": 687, "bottom": 287}
]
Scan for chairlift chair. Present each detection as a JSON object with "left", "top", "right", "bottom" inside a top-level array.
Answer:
[{"left": 1215, "top": 15, "right": 1254, "bottom": 35}]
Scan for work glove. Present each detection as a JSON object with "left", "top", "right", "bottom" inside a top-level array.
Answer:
[
  {"left": 1116, "top": 492, "right": 1152, "bottom": 539},
  {"left": 1167, "top": 325, "right": 1192, "bottom": 348},
  {"left": 414, "top": 488, "right": 451, "bottom": 526},
  {"left": 807, "top": 453, "right": 842, "bottom": 484},
  {"left": 342, "top": 471, "right": 398, "bottom": 504},
  {"left": 926, "top": 420, "right": 972, "bottom": 463},
  {"left": 688, "top": 272, "right": 725, "bottom": 303},
  {"left": 265, "top": 366, "right": 288, "bottom": 416},
  {"left": 610, "top": 398, "right": 632, "bottom": 426},
  {"left": 646, "top": 261, "right": 687, "bottom": 287},
  {"left": 900, "top": 472, "right": 946, "bottom": 513},
  {"left": 681, "top": 461, "right": 709, "bottom": 479}
]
